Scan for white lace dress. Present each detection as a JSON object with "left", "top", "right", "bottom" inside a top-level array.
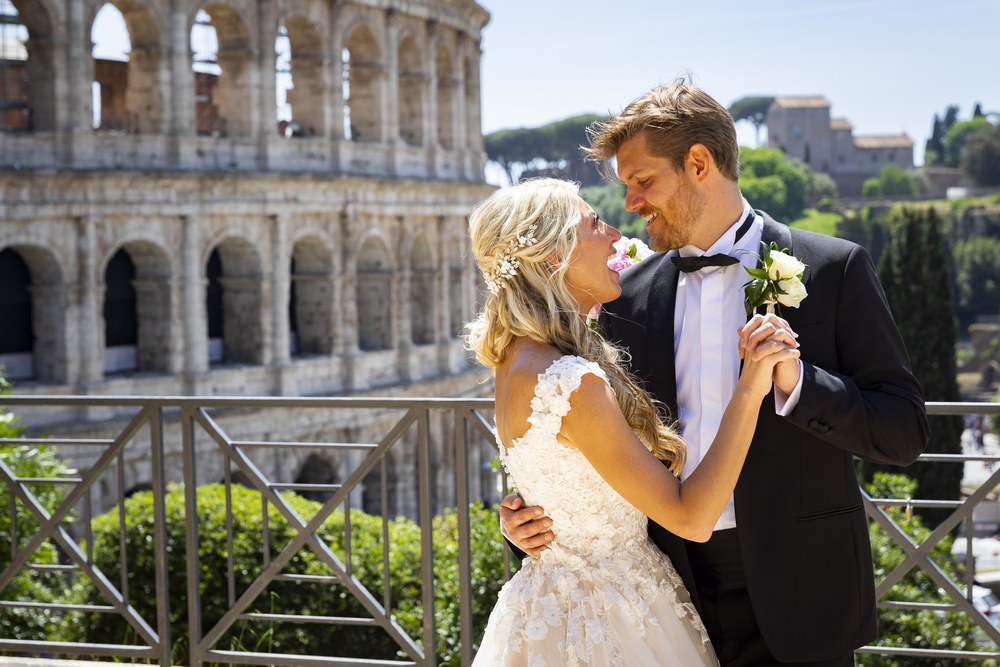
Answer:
[{"left": 473, "top": 355, "right": 718, "bottom": 667}]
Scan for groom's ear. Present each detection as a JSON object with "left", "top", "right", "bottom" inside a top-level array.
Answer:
[{"left": 686, "top": 144, "right": 713, "bottom": 182}]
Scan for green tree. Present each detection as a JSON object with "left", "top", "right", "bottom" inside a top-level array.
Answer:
[
  {"left": 739, "top": 146, "right": 811, "bottom": 221},
  {"left": 864, "top": 473, "right": 981, "bottom": 665},
  {"left": 862, "top": 165, "right": 926, "bottom": 199},
  {"left": 952, "top": 236, "right": 1000, "bottom": 330},
  {"left": 863, "top": 208, "right": 963, "bottom": 527},
  {"left": 943, "top": 117, "right": 992, "bottom": 168},
  {"left": 484, "top": 114, "right": 606, "bottom": 185},
  {"left": 0, "top": 376, "right": 72, "bottom": 641},
  {"left": 960, "top": 122, "right": 1000, "bottom": 187},
  {"left": 61, "top": 484, "right": 515, "bottom": 666},
  {"left": 925, "top": 106, "right": 961, "bottom": 166},
  {"left": 727, "top": 96, "right": 774, "bottom": 146}
]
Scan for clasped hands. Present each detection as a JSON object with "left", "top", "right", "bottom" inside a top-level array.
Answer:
[{"left": 499, "top": 313, "right": 800, "bottom": 556}]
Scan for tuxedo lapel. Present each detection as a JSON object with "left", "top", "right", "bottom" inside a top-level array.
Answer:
[
  {"left": 647, "top": 252, "right": 681, "bottom": 416},
  {"left": 758, "top": 211, "right": 793, "bottom": 258}
]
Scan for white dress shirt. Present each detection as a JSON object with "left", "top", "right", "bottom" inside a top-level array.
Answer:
[{"left": 674, "top": 201, "right": 802, "bottom": 531}]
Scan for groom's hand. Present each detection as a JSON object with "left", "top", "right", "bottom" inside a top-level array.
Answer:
[
  {"left": 499, "top": 493, "right": 554, "bottom": 556},
  {"left": 739, "top": 313, "right": 801, "bottom": 395}
]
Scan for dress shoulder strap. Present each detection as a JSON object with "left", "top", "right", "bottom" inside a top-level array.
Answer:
[{"left": 527, "top": 355, "right": 609, "bottom": 435}]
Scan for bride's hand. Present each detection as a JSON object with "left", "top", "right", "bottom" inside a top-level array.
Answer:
[{"left": 737, "top": 314, "right": 801, "bottom": 400}]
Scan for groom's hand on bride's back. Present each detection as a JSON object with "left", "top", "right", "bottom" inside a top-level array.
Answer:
[{"left": 499, "top": 493, "right": 554, "bottom": 556}]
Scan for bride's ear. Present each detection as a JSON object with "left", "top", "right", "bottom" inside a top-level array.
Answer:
[{"left": 547, "top": 253, "right": 563, "bottom": 268}]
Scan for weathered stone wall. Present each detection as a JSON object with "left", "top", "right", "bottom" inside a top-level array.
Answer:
[{"left": 0, "top": 0, "right": 498, "bottom": 520}]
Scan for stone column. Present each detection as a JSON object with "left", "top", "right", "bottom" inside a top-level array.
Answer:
[
  {"left": 424, "top": 20, "right": 439, "bottom": 150},
  {"left": 453, "top": 35, "right": 468, "bottom": 151},
  {"left": 384, "top": 10, "right": 401, "bottom": 147},
  {"left": 61, "top": 0, "right": 89, "bottom": 162},
  {"left": 270, "top": 213, "right": 293, "bottom": 394},
  {"left": 29, "top": 284, "right": 69, "bottom": 384},
  {"left": 75, "top": 216, "right": 103, "bottom": 385},
  {"left": 181, "top": 215, "right": 208, "bottom": 377},
  {"left": 338, "top": 208, "right": 364, "bottom": 390},
  {"left": 168, "top": 4, "right": 195, "bottom": 164}
]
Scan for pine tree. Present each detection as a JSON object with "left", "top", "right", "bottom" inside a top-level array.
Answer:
[{"left": 860, "top": 208, "right": 963, "bottom": 527}]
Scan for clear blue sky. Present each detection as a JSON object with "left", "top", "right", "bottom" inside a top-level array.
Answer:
[{"left": 477, "top": 0, "right": 999, "bottom": 167}]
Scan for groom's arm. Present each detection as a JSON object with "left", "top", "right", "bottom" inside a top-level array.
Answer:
[{"left": 782, "top": 243, "right": 929, "bottom": 465}]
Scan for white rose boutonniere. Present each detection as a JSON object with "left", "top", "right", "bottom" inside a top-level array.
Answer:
[{"left": 743, "top": 242, "right": 808, "bottom": 316}]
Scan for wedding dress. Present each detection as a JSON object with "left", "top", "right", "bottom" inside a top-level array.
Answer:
[{"left": 473, "top": 355, "right": 718, "bottom": 666}]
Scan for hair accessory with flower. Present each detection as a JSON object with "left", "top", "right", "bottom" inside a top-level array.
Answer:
[
  {"left": 483, "top": 224, "right": 539, "bottom": 293},
  {"left": 743, "top": 241, "right": 808, "bottom": 316}
]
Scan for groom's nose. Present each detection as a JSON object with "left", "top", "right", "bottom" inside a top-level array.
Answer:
[{"left": 624, "top": 187, "right": 643, "bottom": 212}]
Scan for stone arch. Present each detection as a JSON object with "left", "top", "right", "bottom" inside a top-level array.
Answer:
[
  {"left": 409, "top": 233, "right": 435, "bottom": 345},
  {"left": 294, "top": 452, "right": 337, "bottom": 502},
  {"left": 277, "top": 15, "right": 323, "bottom": 138},
  {"left": 289, "top": 234, "right": 333, "bottom": 356},
  {"left": 190, "top": 4, "right": 252, "bottom": 137},
  {"left": 361, "top": 450, "right": 397, "bottom": 515},
  {"left": 447, "top": 232, "right": 466, "bottom": 338},
  {"left": 435, "top": 44, "right": 457, "bottom": 150},
  {"left": 355, "top": 234, "right": 392, "bottom": 351},
  {"left": 102, "top": 240, "right": 172, "bottom": 375},
  {"left": 342, "top": 23, "right": 382, "bottom": 143},
  {"left": 90, "top": 1, "right": 163, "bottom": 133},
  {"left": 205, "top": 236, "right": 263, "bottom": 365},
  {"left": 0, "top": 243, "right": 64, "bottom": 382},
  {"left": 1, "top": 0, "right": 55, "bottom": 131},
  {"left": 397, "top": 34, "right": 423, "bottom": 146}
]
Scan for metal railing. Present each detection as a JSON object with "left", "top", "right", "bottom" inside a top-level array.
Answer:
[{"left": 0, "top": 397, "right": 998, "bottom": 665}]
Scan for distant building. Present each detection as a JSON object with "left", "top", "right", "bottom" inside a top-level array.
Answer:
[{"left": 766, "top": 96, "right": 913, "bottom": 197}]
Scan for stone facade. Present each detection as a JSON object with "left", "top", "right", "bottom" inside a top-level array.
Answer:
[
  {"left": 0, "top": 0, "right": 499, "bottom": 519},
  {"left": 766, "top": 96, "right": 914, "bottom": 197}
]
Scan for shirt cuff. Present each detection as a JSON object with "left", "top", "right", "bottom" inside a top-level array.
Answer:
[{"left": 774, "top": 359, "right": 804, "bottom": 416}]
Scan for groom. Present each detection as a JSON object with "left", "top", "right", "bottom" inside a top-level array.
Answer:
[{"left": 501, "top": 83, "right": 929, "bottom": 666}]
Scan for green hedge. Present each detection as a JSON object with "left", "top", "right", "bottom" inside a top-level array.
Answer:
[{"left": 59, "top": 483, "right": 515, "bottom": 665}]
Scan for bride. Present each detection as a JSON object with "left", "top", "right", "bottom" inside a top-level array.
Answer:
[{"left": 465, "top": 179, "right": 800, "bottom": 666}]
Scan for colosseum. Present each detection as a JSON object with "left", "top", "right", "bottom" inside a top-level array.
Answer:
[{"left": 0, "top": 0, "right": 498, "bottom": 517}]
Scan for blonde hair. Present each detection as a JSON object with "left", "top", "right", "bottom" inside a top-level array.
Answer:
[
  {"left": 465, "top": 178, "right": 686, "bottom": 474},
  {"left": 585, "top": 81, "right": 740, "bottom": 182}
]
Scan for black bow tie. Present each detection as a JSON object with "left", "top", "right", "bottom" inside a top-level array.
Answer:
[
  {"left": 671, "top": 254, "right": 740, "bottom": 273},
  {"left": 670, "top": 210, "right": 755, "bottom": 273}
]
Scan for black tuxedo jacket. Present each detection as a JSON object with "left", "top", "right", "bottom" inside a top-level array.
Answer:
[{"left": 599, "top": 212, "right": 929, "bottom": 662}]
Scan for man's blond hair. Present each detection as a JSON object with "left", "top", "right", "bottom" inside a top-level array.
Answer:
[{"left": 586, "top": 82, "right": 740, "bottom": 182}]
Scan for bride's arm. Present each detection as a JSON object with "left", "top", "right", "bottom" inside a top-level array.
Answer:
[{"left": 561, "top": 331, "right": 799, "bottom": 543}]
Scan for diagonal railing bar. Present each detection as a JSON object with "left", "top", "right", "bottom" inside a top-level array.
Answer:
[
  {"left": 0, "top": 406, "right": 150, "bottom": 593},
  {"left": 868, "top": 460, "right": 1000, "bottom": 595},
  {"left": 190, "top": 407, "right": 426, "bottom": 663},
  {"left": 466, "top": 408, "right": 497, "bottom": 445},
  {"left": 865, "top": 492, "right": 1000, "bottom": 643},
  {"left": 0, "top": 410, "right": 162, "bottom": 648}
]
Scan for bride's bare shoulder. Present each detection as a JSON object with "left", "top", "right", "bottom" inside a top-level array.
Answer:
[{"left": 499, "top": 339, "right": 563, "bottom": 387}]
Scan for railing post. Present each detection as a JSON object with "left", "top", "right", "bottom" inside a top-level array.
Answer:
[
  {"left": 455, "top": 409, "right": 474, "bottom": 666},
  {"left": 417, "top": 408, "right": 436, "bottom": 665},
  {"left": 149, "top": 406, "right": 172, "bottom": 665},
  {"left": 182, "top": 405, "right": 203, "bottom": 667}
]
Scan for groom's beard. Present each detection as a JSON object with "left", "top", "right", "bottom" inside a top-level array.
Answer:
[{"left": 643, "top": 179, "right": 706, "bottom": 252}]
